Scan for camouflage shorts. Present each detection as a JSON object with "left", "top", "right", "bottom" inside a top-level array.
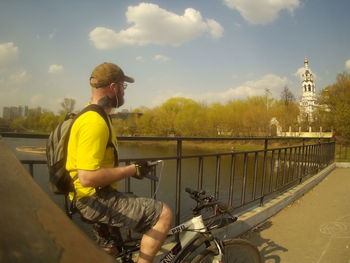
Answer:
[{"left": 75, "top": 187, "right": 163, "bottom": 248}]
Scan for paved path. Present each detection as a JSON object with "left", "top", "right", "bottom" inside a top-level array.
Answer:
[{"left": 241, "top": 167, "right": 350, "bottom": 263}]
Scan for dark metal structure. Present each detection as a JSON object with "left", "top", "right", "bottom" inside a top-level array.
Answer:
[{"left": 0, "top": 133, "right": 335, "bottom": 225}]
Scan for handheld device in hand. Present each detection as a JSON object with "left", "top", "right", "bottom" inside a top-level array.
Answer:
[
  {"left": 143, "top": 160, "right": 163, "bottom": 181},
  {"left": 149, "top": 160, "right": 163, "bottom": 166}
]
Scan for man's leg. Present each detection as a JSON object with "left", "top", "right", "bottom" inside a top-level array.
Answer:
[{"left": 138, "top": 204, "right": 173, "bottom": 263}]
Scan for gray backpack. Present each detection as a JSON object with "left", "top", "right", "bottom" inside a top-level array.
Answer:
[{"left": 46, "top": 104, "right": 112, "bottom": 195}]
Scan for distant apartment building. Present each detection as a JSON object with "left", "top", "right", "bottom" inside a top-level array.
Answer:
[{"left": 2, "top": 105, "right": 41, "bottom": 120}]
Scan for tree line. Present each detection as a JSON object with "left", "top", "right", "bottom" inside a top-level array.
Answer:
[
  {"left": 0, "top": 98, "right": 75, "bottom": 133},
  {"left": 115, "top": 93, "right": 299, "bottom": 137},
  {"left": 1, "top": 73, "right": 349, "bottom": 141}
]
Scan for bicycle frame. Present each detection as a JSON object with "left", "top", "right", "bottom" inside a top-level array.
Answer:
[{"left": 159, "top": 214, "right": 222, "bottom": 263}]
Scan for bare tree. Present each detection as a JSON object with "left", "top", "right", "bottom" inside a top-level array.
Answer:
[
  {"left": 60, "top": 98, "right": 76, "bottom": 114},
  {"left": 280, "top": 86, "right": 295, "bottom": 106}
]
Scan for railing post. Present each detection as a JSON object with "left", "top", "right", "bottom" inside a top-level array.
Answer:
[
  {"left": 282, "top": 148, "right": 287, "bottom": 185},
  {"left": 197, "top": 157, "right": 204, "bottom": 190},
  {"left": 292, "top": 147, "right": 298, "bottom": 181},
  {"left": 241, "top": 153, "right": 248, "bottom": 206},
  {"left": 29, "top": 163, "right": 34, "bottom": 177},
  {"left": 287, "top": 148, "right": 292, "bottom": 183},
  {"left": 175, "top": 139, "right": 182, "bottom": 226},
  {"left": 300, "top": 138, "right": 306, "bottom": 183},
  {"left": 151, "top": 167, "right": 157, "bottom": 198},
  {"left": 214, "top": 156, "right": 221, "bottom": 199},
  {"left": 317, "top": 138, "right": 321, "bottom": 172},
  {"left": 228, "top": 154, "right": 236, "bottom": 207},
  {"left": 296, "top": 146, "right": 301, "bottom": 183},
  {"left": 269, "top": 150, "right": 275, "bottom": 193},
  {"left": 260, "top": 138, "right": 268, "bottom": 205},
  {"left": 124, "top": 161, "right": 131, "bottom": 193},
  {"left": 252, "top": 152, "right": 259, "bottom": 201},
  {"left": 275, "top": 149, "right": 281, "bottom": 190}
]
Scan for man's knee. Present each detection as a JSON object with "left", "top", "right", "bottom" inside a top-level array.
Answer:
[{"left": 159, "top": 203, "right": 173, "bottom": 228}]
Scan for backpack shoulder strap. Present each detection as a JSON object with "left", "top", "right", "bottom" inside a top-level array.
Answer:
[
  {"left": 76, "top": 104, "right": 112, "bottom": 143},
  {"left": 76, "top": 104, "right": 109, "bottom": 122},
  {"left": 75, "top": 104, "right": 117, "bottom": 165}
]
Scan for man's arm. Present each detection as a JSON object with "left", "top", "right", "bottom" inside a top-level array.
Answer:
[{"left": 78, "top": 164, "right": 137, "bottom": 188}]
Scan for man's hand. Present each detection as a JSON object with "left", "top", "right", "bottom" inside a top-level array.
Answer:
[{"left": 133, "top": 161, "right": 152, "bottom": 179}]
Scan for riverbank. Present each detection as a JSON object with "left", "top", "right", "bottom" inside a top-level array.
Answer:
[{"left": 117, "top": 139, "right": 316, "bottom": 153}]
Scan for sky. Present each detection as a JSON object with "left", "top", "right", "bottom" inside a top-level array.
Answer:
[{"left": 1, "top": 0, "right": 350, "bottom": 115}]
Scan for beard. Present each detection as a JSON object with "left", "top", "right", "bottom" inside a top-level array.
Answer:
[
  {"left": 116, "top": 94, "right": 125, "bottom": 107},
  {"left": 98, "top": 94, "right": 124, "bottom": 108}
]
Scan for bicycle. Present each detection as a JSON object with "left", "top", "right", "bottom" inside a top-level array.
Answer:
[
  {"left": 98, "top": 187, "right": 261, "bottom": 262},
  {"left": 75, "top": 161, "right": 262, "bottom": 262}
]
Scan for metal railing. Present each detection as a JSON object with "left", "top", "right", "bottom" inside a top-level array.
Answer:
[
  {"left": 1, "top": 132, "right": 335, "bottom": 225},
  {"left": 336, "top": 144, "right": 349, "bottom": 161}
]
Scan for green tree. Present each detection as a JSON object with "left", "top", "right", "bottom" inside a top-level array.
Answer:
[
  {"left": 173, "top": 102, "right": 209, "bottom": 136},
  {"left": 319, "top": 73, "right": 350, "bottom": 140},
  {"left": 270, "top": 100, "right": 299, "bottom": 132},
  {"left": 241, "top": 96, "right": 271, "bottom": 136},
  {"left": 140, "top": 98, "right": 198, "bottom": 136},
  {"left": 38, "top": 111, "right": 59, "bottom": 132},
  {"left": 112, "top": 119, "right": 128, "bottom": 136},
  {"left": 136, "top": 108, "right": 158, "bottom": 136},
  {"left": 10, "top": 118, "right": 26, "bottom": 132}
]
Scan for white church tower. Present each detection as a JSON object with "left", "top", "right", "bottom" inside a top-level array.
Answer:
[{"left": 299, "top": 58, "right": 317, "bottom": 122}]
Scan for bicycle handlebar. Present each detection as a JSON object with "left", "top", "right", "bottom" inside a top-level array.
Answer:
[{"left": 185, "top": 187, "right": 233, "bottom": 214}]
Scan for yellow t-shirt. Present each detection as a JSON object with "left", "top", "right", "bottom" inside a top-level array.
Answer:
[{"left": 66, "top": 110, "right": 118, "bottom": 200}]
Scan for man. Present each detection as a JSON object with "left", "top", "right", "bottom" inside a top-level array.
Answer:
[{"left": 66, "top": 62, "right": 172, "bottom": 263}]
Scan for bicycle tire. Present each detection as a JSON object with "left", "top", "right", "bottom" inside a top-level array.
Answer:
[{"left": 191, "top": 238, "right": 262, "bottom": 263}]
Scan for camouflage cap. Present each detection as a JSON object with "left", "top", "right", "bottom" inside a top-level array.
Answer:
[{"left": 90, "top": 62, "right": 134, "bottom": 88}]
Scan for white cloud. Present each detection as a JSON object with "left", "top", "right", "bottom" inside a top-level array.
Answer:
[
  {"left": 0, "top": 70, "right": 31, "bottom": 108},
  {"left": 8, "top": 70, "right": 30, "bottom": 85},
  {"left": 30, "top": 94, "right": 44, "bottom": 105},
  {"left": 136, "top": 56, "right": 145, "bottom": 62},
  {"left": 0, "top": 69, "right": 30, "bottom": 87},
  {"left": 153, "top": 54, "right": 170, "bottom": 62},
  {"left": 345, "top": 59, "right": 350, "bottom": 72},
  {"left": 49, "top": 29, "right": 57, "bottom": 39},
  {"left": 89, "top": 3, "right": 223, "bottom": 49},
  {"left": 223, "top": 0, "right": 300, "bottom": 25},
  {"left": 152, "top": 74, "right": 288, "bottom": 105},
  {"left": 240, "top": 74, "right": 288, "bottom": 95},
  {"left": 48, "top": 64, "right": 63, "bottom": 74},
  {"left": 294, "top": 67, "right": 304, "bottom": 80},
  {"left": 0, "top": 42, "right": 19, "bottom": 68}
]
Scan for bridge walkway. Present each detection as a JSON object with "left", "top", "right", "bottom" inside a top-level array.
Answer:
[{"left": 241, "top": 167, "right": 350, "bottom": 263}]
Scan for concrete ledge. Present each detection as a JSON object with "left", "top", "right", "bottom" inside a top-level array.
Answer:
[
  {"left": 336, "top": 162, "right": 350, "bottom": 168},
  {"left": 0, "top": 139, "right": 115, "bottom": 263},
  {"left": 216, "top": 163, "right": 336, "bottom": 239}
]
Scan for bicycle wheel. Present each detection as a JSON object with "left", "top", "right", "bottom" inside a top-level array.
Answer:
[{"left": 191, "top": 238, "right": 262, "bottom": 263}]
